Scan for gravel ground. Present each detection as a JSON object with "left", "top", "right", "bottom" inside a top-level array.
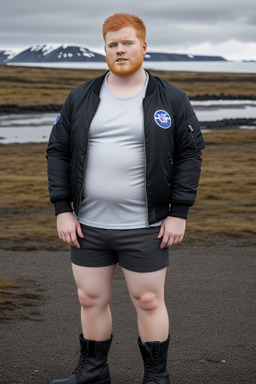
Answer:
[{"left": 1, "top": 244, "right": 255, "bottom": 384}]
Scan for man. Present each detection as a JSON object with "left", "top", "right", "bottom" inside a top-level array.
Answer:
[{"left": 47, "top": 13, "right": 205, "bottom": 384}]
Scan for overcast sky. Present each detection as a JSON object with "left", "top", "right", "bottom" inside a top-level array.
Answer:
[{"left": 1, "top": 0, "right": 256, "bottom": 61}]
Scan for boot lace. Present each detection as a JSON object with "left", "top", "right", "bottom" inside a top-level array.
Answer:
[
  {"left": 143, "top": 345, "right": 159, "bottom": 384},
  {"left": 73, "top": 347, "right": 89, "bottom": 379}
]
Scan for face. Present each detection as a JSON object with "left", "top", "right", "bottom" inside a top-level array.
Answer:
[{"left": 104, "top": 26, "right": 147, "bottom": 77}]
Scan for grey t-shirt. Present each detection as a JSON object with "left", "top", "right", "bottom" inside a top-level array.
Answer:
[{"left": 78, "top": 74, "right": 152, "bottom": 229}]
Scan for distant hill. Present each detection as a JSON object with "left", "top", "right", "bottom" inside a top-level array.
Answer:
[
  {"left": 0, "top": 44, "right": 227, "bottom": 65},
  {"left": 3, "top": 44, "right": 106, "bottom": 64},
  {"left": 0, "top": 49, "right": 17, "bottom": 64},
  {"left": 144, "top": 52, "right": 226, "bottom": 62}
]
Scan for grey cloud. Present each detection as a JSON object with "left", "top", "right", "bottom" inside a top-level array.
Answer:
[{"left": 1, "top": 0, "right": 256, "bottom": 60}]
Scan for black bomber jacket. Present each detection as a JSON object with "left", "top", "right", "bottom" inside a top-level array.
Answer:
[{"left": 47, "top": 71, "right": 205, "bottom": 225}]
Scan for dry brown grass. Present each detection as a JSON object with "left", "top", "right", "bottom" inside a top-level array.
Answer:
[
  {"left": 0, "top": 66, "right": 106, "bottom": 107},
  {"left": 1, "top": 66, "right": 256, "bottom": 108},
  {"left": 0, "top": 279, "right": 42, "bottom": 322},
  {"left": 187, "top": 129, "right": 256, "bottom": 244},
  {"left": 0, "top": 142, "right": 59, "bottom": 250},
  {"left": 150, "top": 70, "right": 256, "bottom": 99},
  {"left": 1, "top": 66, "right": 255, "bottom": 248},
  {"left": 0, "top": 129, "right": 256, "bottom": 250}
]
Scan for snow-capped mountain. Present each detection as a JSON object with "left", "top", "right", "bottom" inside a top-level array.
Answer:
[
  {"left": 144, "top": 52, "right": 226, "bottom": 62},
  {"left": 5, "top": 44, "right": 105, "bottom": 64},
  {"left": 0, "top": 44, "right": 227, "bottom": 65},
  {"left": 0, "top": 49, "right": 18, "bottom": 64}
]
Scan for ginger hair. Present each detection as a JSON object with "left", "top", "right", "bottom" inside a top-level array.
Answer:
[{"left": 102, "top": 13, "right": 146, "bottom": 42}]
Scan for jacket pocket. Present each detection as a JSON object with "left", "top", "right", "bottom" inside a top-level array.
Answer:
[{"left": 186, "top": 115, "right": 205, "bottom": 150}]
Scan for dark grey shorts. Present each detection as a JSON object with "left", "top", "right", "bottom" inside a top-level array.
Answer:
[{"left": 71, "top": 224, "right": 169, "bottom": 272}]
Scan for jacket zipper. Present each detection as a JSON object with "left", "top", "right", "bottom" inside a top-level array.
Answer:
[
  {"left": 77, "top": 105, "right": 100, "bottom": 217},
  {"left": 188, "top": 124, "right": 197, "bottom": 148},
  {"left": 143, "top": 102, "right": 150, "bottom": 228}
]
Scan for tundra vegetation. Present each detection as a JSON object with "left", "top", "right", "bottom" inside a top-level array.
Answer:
[{"left": 0, "top": 66, "right": 255, "bottom": 315}]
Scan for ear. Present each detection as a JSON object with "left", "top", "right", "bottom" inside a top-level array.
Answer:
[{"left": 142, "top": 41, "right": 147, "bottom": 56}]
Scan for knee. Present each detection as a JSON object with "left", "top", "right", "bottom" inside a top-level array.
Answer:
[
  {"left": 137, "top": 291, "right": 159, "bottom": 311},
  {"left": 77, "top": 288, "right": 97, "bottom": 308},
  {"left": 77, "top": 288, "right": 110, "bottom": 309}
]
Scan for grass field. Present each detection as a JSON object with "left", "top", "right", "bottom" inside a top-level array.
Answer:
[
  {"left": 0, "top": 65, "right": 256, "bottom": 250},
  {"left": 1, "top": 65, "right": 256, "bottom": 109},
  {"left": 0, "top": 129, "right": 255, "bottom": 250}
]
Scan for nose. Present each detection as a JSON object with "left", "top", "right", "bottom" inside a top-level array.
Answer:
[{"left": 116, "top": 43, "right": 125, "bottom": 54}]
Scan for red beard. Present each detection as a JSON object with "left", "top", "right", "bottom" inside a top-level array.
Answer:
[{"left": 106, "top": 52, "right": 144, "bottom": 77}]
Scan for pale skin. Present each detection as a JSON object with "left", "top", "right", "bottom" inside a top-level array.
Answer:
[{"left": 56, "top": 26, "right": 186, "bottom": 343}]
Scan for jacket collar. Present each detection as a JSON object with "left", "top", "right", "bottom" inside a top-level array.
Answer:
[{"left": 93, "top": 70, "right": 156, "bottom": 98}]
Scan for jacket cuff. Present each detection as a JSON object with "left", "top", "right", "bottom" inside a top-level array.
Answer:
[
  {"left": 169, "top": 204, "right": 189, "bottom": 219},
  {"left": 54, "top": 200, "right": 73, "bottom": 216}
]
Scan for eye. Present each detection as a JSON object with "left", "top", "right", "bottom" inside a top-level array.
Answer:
[{"left": 109, "top": 43, "right": 117, "bottom": 48}]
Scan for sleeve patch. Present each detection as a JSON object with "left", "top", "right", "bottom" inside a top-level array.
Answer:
[{"left": 53, "top": 113, "right": 61, "bottom": 125}]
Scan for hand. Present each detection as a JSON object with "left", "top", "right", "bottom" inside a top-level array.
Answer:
[
  {"left": 57, "top": 212, "right": 84, "bottom": 248},
  {"left": 157, "top": 216, "right": 186, "bottom": 249}
]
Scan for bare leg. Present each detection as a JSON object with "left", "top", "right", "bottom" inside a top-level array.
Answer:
[
  {"left": 123, "top": 267, "right": 169, "bottom": 343},
  {"left": 72, "top": 264, "right": 116, "bottom": 341}
]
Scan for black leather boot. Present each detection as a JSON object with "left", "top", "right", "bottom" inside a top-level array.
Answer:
[
  {"left": 49, "top": 334, "right": 113, "bottom": 384},
  {"left": 138, "top": 336, "right": 170, "bottom": 384}
]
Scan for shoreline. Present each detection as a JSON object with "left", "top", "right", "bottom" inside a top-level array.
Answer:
[
  {"left": 1, "top": 94, "right": 256, "bottom": 114},
  {"left": 0, "top": 105, "right": 255, "bottom": 132}
]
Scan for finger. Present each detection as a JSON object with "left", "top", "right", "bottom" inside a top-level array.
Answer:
[
  {"left": 70, "top": 232, "right": 81, "bottom": 249},
  {"left": 178, "top": 234, "right": 184, "bottom": 244},
  {"left": 71, "top": 239, "right": 81, "bottom": 249},
  {"left": 167, "top": 236, "right": 174, "bottom": 247},
  {"left": 57, "top": 230, "right": 64, "bottom": 240},
  {"left": 62, "top": 232, "right": 74, "bottom": 245},
  {"left": 172, "top": 238, "right": 179, "bottom": 246},
  {"left": 157, "top": 225, "right": 164, "bottom": 239},
  {"left": 172, "top": 234, "right": 184, "bottom": 245},
  {"left": 77, "top": 224, "right": 84, "bottom": 239},
  {"left": 64, "top": 233, "right": 73, "bottom": 245},
  {"left": 160, "top": 235, "right": 169, "bottom": 249},
  {"left": 63, "top": 236, "right": 80, "bottom": 249}
]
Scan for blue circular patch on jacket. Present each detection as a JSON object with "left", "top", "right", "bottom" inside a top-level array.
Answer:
[
  {"left": 154, "top": 110, "right": 171, "bottom": 129},
  {"left": 54, "top": 113, "right": 61, "bottom": 125}
]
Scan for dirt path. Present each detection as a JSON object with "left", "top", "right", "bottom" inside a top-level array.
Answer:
[{"left": 0, "top": 244, "right": 255, "bottom": 384}]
